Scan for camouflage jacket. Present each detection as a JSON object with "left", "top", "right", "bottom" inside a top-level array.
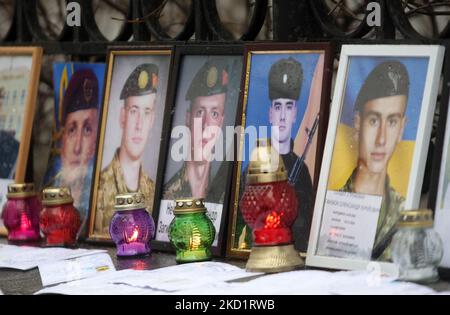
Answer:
[
  {"left": 163, "top": 162, "right": 230, "bottom": 204},
  {"left": 94, "top": 149, "right": 155, "bottom": 237},
  {"left": 340, "top": 169, "right": 405, "bottom": 261}
]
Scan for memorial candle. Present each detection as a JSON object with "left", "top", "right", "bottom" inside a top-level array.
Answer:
[
  {"left": 2, "top": 183, "right": 41, "bottom": 241},
  {"left": 110, "top": 193, "right": 155, "bottom": 257},
  {"left": 239, "top": 139, "right": 303, "bottom": 272}
]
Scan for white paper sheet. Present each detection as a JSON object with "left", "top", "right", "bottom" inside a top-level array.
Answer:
[
  {"left": 35, "top": 262, "right": 261, "bottom": 295},
  {"left": 175, "top": 270, "right": 436, "bottom": 295},
  {"left": 36, "top": 270, "right": 162, "bottom": 295},
  {"left": 110, "top": 262, "right": 261, "bottom": 292},
  {"left": 0, "top": 244, "right": 107, "bottom": 270},
  {"left": 34, "top": 263, "right": 437, "bottom": 296},
  {"left": 38, "top": 252, "right": 115, "bottom": 287},
  {"left": 317, "top": 190, "right": 382, "bottom": 260}
]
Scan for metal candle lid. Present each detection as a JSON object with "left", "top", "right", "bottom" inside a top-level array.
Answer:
[
  {"left": 115, "top": 193, "right": 146, "bottom": 211},
  {"left": 42, "top": 187, "right": 74, "bottom": 206},
  {"left": 246, "top": 138, "right": 287, "bottom": 185},
  {"left": 397, "top": 209, "right": 434, "bottom": 229},
  {"left": 174, "top": 198, "right": 207, "bottom": 215},
  {"left": 7, "top": 183, "right": 36, "bottom": 198}
]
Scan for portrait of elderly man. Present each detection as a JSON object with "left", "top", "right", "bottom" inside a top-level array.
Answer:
[
  {"left": 163, "top": 58, "right": 230, "bottom": 204},
  {"left": 94, "top": 64, "right": 158, "bottom": 236},
  {"left": 340, "top": 60, "right": 409, "bottom": 260},
  {"left": 45, "top": 68, "right": 100, "bottom": 221}
]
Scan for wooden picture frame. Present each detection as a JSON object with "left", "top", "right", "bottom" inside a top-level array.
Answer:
[
  {"left": 0, "top": 47, "right": 43, "bottom": 236},
  {"left": 87, "top": 46, "right": 175, "bottom": 242},
  {"left": 306, "top": 45, "right": 445, "bottom": 275},
  {"left": 152, "top": 44, "right": 244, "bottom": 256},
  {"left": 226, "top": 43, "right": 334, "bottom": 259}
]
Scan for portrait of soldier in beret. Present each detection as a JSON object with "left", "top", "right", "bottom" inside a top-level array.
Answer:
[
  {"left": 235, "top": 56, "right": 324, "bottom": 253},
  {"left": 45, "top": 66, "right": 104, "bottom": 227},
  {"left": 340, "top": 60, "right": 409, "bottom": 260},
  {"left": 94, "top": 63, "right": 159, "bottom": 236},
  {"left": 163, "top": 58, "right": 230, "bottom": 203}
]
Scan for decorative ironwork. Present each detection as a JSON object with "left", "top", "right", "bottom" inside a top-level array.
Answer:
[{"left": 1, "top": 0, "right": 450, "bottom": 55}]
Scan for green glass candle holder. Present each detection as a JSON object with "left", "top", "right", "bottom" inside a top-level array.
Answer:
[{"left": 169, "top": 198, "right": 216, "bottom": 263}]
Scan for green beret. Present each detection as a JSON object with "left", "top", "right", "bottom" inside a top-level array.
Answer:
[
  {"left": 63, "top": 69, "right": 99, "bottom": 123},
  {"left": 120, "top": 64, "right": 159, "bottom": 100},
  {"left": 269, "top": 57, "right": 303, "bottom": 101},
  {"left": 355, "top": 60, "right": 409, "bottom": 114},
  {"left": 185, "top": 58, "right": 229, "bottom": 101}
]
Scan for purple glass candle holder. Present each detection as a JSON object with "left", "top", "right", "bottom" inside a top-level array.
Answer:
[
  {"left": 110, "top": 193, "right": 155, "bottom": 257},
  {"left": 2, "top": 183, "right": 41, "bottom": 241}
]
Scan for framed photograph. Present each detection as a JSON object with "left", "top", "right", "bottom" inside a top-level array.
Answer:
[
  {"left": 88, "top": 47, "right": 174, "bottom": 241},
  {"left": 153, "top": 45, "right": 244, "bottom": 255},
  {"left": 429, "top": 50, "right": 450, "bottom": 272},
  {"left": 43, "top": 62, "right": 106, "bottom": 236},
  {"left": 0, "top": 47, "right": 43, "bottom": 236},
  {"left": 226, "top": 43, "right": 334, "bottom": 258},
  {"left": 306, "top": 45, "right": 445, "bottom": 274}
]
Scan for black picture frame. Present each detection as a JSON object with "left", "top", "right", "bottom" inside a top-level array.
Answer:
[
  {"left": 226, "top": 42, "right": 334, "bottom": 259},
  {"left": 151, "top": 43, "right": 245, "bottom": 257}
]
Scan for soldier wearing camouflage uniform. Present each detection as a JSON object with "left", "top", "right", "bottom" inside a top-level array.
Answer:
[
  {"left": 94, "top": 64, "right": 158, "bottom": 236},
  {"left": 163, "top": 58, "right": 230, "bottom": 204},
  {"left": 340, "top": 60, "right": 409, "bottom": 260}
]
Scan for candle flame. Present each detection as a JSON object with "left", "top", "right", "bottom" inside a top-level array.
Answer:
[
  {"left": 125, "top": 226, "right": 139, "bottom": 243},
  {"left": 20, "top": 212, "right": 31, "bottom": 231},
  {"left": 264, "top": 211, "right": 281, "bottom": 229},
  {"left": 189, "top": 227, "right": 202, "bottom": 250}
]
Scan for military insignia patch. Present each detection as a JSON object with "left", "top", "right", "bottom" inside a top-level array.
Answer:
[
  {"left": 207, "top": 66, "right": 218, "bottom": 88},
  {"left": 138, "top": 70, "right": 149, "bottom": 90}
]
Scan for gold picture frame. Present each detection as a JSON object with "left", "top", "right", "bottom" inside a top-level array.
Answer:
[{"left": 87, "top": 47, "right": 174, "bottom": 242}]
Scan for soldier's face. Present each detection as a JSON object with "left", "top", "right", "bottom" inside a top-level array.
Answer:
[
  {"left": 188, "top": 93, "right": 225, "bottom": 162},
  {"left": 121, "top": 93, "right": 156, "bottom": 161},
  {"left": 61, "top": 108, "right": 98, "bottom": 181},
  {"left": 355, "top": 95, "right": 407, "bottom": 174},
  {"left": 269, "top": 98, "right": 297, "bottom": 146}
]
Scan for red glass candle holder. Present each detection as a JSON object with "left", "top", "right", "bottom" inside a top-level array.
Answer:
[
  {"left": 240, "top": 180, "right": 298, "bottom": 246},
  {"left": 40, "top": 187, "right": 81, "bottom": 247},
  {"left": 2, "top": 183, "right": 41, "bottom": 241},
  {"left": 110, "top": 193, "right": 155, "bottom": 257},
  {"left": 239, "top": 139, "right": 303, "bottom": 272}
]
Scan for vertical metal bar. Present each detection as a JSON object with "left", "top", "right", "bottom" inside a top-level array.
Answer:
[
  {"left": 16, "top": 0, "right": 32, "bottom": 42},
  {"left": 273, "top": 0, "right": 321, "bottom": 41},
  {"left": 376, "top": 0, "right": 395, "bottom": 39},
  {"left": 194, "top": 0, "right": 209, "bottom": 41},
  {"left": 132, "top": 0, "right": 151, "bottom": 41}
]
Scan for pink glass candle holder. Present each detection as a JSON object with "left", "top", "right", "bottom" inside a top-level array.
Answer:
[
  {"left": 40, "top": 187, "right": 81, "bottom": 247},
  {"left": 2, "top": 183, "right": 41, "bottom": 241},
  {"left": 110, "top": 193, "right": 155, "bottom": 257}
]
